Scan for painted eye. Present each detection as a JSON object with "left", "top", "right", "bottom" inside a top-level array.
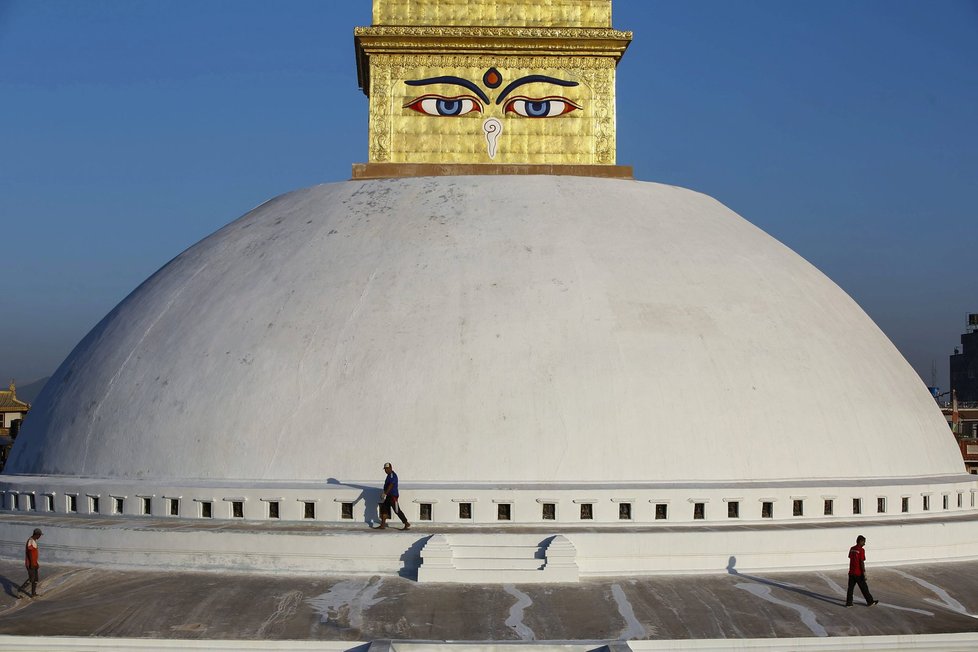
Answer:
[
  {"left": 504, "top": 96, "right": 581, "bottom": 118},
  {"left": 404, "top": 95, "right": 483, "bottom": 116}
]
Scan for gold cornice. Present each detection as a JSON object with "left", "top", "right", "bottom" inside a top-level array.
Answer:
[
  {"left": 355, "top": 26, "right": 631, "bottom": 94},
  {"left": 357, "top": 36, "right": 631, "bottom": 57},
  {"left": 354, "top": 26, "right": 632, "bottom": 40}
]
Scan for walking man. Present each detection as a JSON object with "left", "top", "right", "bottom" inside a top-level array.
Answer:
[
  {"left": 845, "top": 534, "right": 879, "bottom": 607},
  {"left": 379, "top": 462, "right": 410, "bottom": 530},
  {"left": 18, "top": 528, "right": 42, "bottom": 598}
]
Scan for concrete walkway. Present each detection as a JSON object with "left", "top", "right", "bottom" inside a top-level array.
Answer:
[{"left": 1, "top": 558, "right": 977, "bottom": 644}]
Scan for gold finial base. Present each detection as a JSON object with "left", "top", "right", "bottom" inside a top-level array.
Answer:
[{"left": 351, "top": 162, "right": 633, "bottom": 180}]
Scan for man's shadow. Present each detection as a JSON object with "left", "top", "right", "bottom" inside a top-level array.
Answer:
[
  {"left": 727, "top": 555, "right": 846, "bottom": 606},
  {"left": 325, "top": 478, "right": 384, "bottom": 526},
  {"left": 0, "top": 575, "right": 21, "bottom": 598}
]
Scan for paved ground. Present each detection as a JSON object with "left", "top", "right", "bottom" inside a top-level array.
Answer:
[{"left": 0, "top": 559, "right": 977, "bottom": 642}]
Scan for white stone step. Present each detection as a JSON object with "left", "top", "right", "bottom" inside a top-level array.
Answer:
[
  {"left": 453, "top": 557, "right": 544, "bottom": 571},
  {"left": 450, "top": 545, "right": 543, "bottom": 559}
]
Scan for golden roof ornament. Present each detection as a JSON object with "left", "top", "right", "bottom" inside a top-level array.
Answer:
[{"left": 353, "top": 0, "right": 632, "bottom": 178}]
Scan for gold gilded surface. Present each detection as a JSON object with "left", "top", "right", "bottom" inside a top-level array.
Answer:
[
  {"left": 374, "top": 0, "right": 612, "bottom": 28},
  {"left": 368, "top": 55, "right": 616, "bottom": 165},
  {"left": 356, "top": 0, "right": 630, "bottom": 169}
]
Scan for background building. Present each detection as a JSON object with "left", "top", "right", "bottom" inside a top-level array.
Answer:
[
  {"left": 950, "top": 314, "right": 978, "bottom": 404},
  {"left": 0, "top": 381, "right": 29, "bottom": 472}
]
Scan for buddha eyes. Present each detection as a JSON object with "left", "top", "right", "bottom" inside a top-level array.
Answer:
[
  {"left": 404, "top": 94, "right": 581, "bottom": 118},
  {"left": 404, "top": 95, "right": 483, "bottom": 116},
  {"left": 504, "top": 96, "right": 581, "bottom": 118}
]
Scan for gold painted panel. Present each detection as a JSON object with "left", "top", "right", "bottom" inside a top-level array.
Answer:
[
  {"left": 374, "top": 0, "right": 612, "bottom": 28},
  {"left": 368, "top": 54, "right": 616, "bottom": 165}
]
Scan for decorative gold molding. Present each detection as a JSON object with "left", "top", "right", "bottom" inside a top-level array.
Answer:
[
  {"left": 374, "top": 53, "right": 616, "bottom": 70},
  {"left": 355, "top": 23, "right": 631, "bottom": 94},
  {"left": 355, "top": 26, "right": 633, "bottom": 40}
]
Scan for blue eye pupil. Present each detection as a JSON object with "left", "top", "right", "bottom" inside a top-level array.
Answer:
[
  {"left": 436, "top": 99, "right": 462, "bottom": 115},
  {"left": 526, "top": 101, "right": 550, "bottom": 117}
]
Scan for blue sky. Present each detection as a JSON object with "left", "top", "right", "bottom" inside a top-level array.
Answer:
[{"left": 2, "top": 0, "right": 976, "bottom": 393}]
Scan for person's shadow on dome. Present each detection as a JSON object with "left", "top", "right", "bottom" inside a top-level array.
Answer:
[
  {"left": 726, "top": 555, "right": 845, "bottom": 606},
  {"left": 326, "top": 478, "right": 385, "bottom": 526}
]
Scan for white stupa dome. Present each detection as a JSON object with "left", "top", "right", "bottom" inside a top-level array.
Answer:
[{"left": 7, "top": 175, "right": 962, "bottom": 485}]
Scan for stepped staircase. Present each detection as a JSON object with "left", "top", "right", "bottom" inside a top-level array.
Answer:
[{"left": 417, "top": 533, "right": 579, "bottom": 583}]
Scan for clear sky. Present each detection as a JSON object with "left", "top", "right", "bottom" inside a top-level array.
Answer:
[{"left": 2, "top": 0, "right": 976, "bottom": 394}]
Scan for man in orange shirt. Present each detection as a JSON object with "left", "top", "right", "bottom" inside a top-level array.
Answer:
[
  {"left": 18, "top": 528, "right": 43, "bottom": 599},
  {"left": 845, "top": 534, "right": 879, "bottom": 607}
]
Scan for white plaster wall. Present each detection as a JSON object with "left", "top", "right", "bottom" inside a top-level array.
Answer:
[
  {"left": 3, "top": 475, "right": 976, "bottom": 528},
  {"left": 6, "top": 177, "right": 964, "bottom": 484},
  {"left": 570, "top": 518, "right": 978, "bottom": 576}
]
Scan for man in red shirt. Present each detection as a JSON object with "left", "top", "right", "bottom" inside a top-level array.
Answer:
[
  {"left": 845, "top": 534, "right": 879, "bottom": 607},
  {"left": 18, "top": 528, "right": 43, "bottom": 599}
]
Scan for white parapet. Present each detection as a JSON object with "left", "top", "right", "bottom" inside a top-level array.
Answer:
[{"left": 5, "top": 508, "right": 978, "bottom": 580}]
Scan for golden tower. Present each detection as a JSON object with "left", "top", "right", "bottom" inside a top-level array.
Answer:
[{"left": 353, "top": 0, "right": 632, "bottom": 178}]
